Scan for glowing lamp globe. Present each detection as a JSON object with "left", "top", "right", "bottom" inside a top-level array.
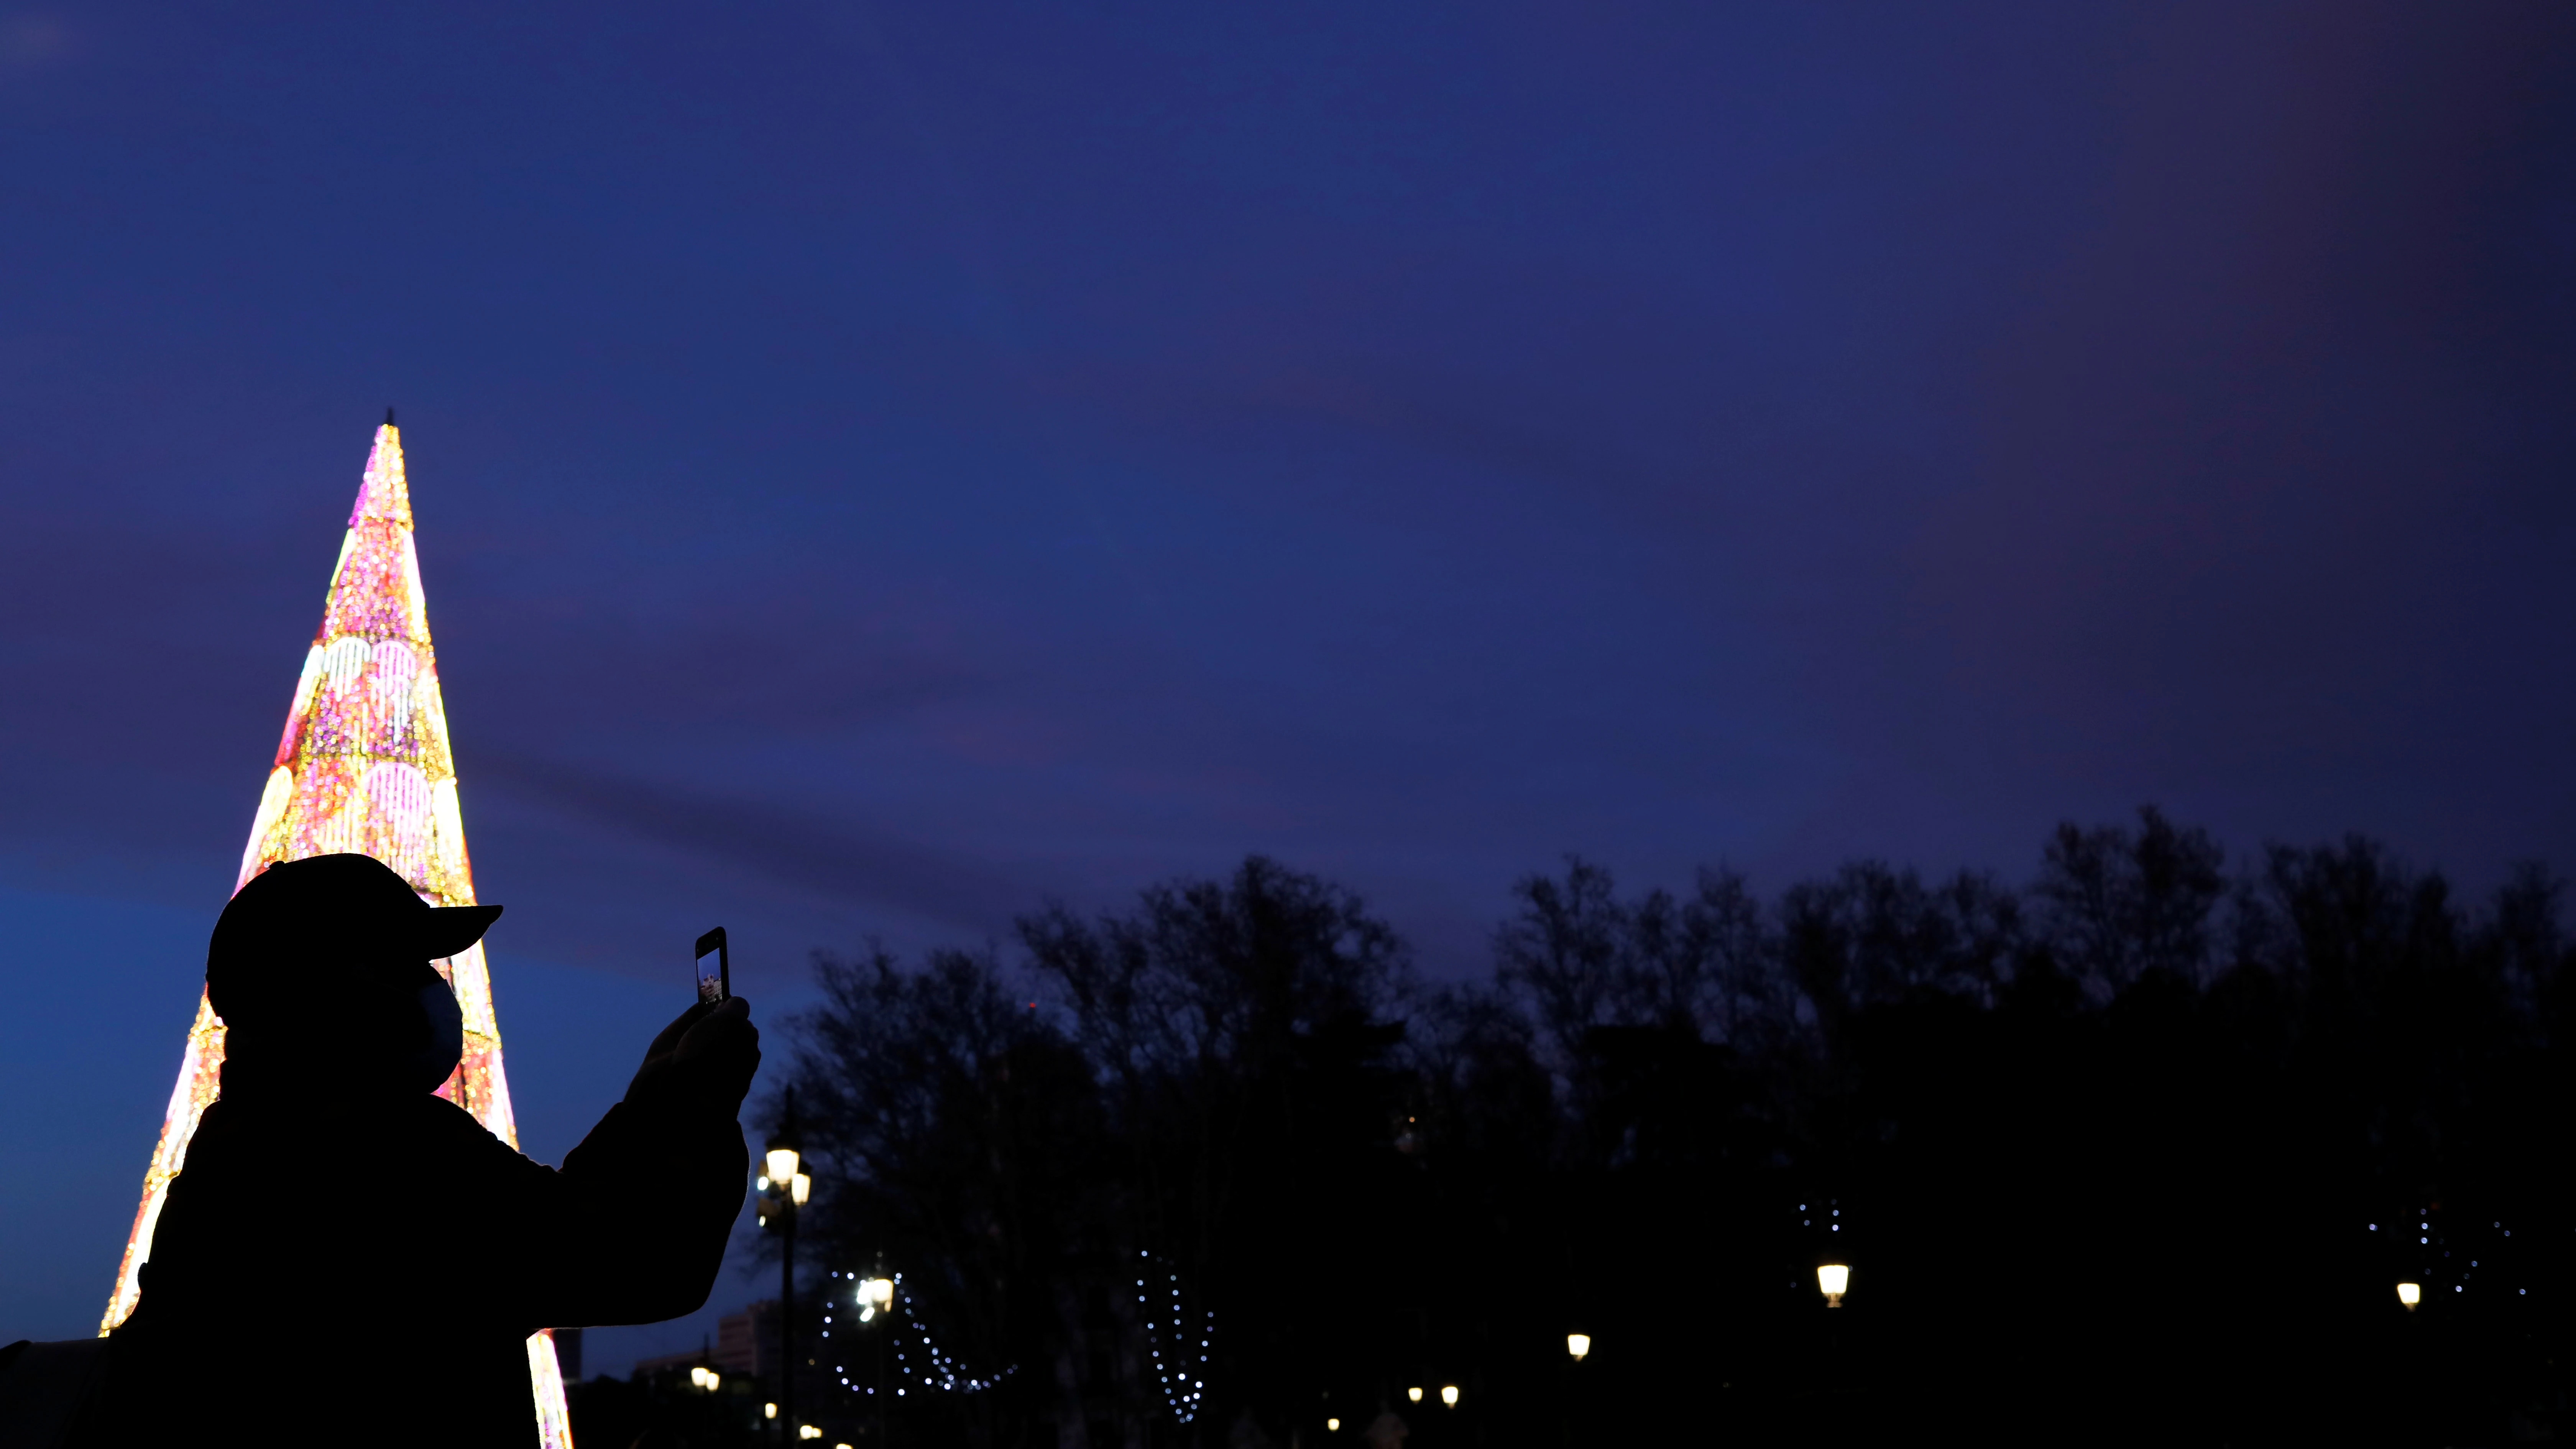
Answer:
[
  {"left": 2397, "top": 1281, "right": 2422, "bottom": 1310},
  {"left": 1566, "top": 1333, "right": 1591, "bottom": 1362},
  {"left": 765, "top": 1403, "right": 779, "bottom": 1420},
  {"left": 1440, "top": 1385, "right": 1460, "bottom": 1407},
  {"left": 866, "top": 1277, "right": 895, "bottom": 1308},
  {"left": 1327, "top": 1419, "right": 1341, "bottom": 1432},
  {"left": 1818, "top": 1263, "right": 1851, "bottom": 1307},
  {"left": 791, "top": 1172, "right": 812, "bottom": 1206},
  {"left": 764, "top": 1105, "right": 803, "bottom": 1186},
  {"left": 1407, "top": 1387, "right": 1423, "bottom": 1403}
]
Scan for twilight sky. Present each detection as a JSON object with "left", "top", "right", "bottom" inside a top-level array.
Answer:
[{"left": 4, "top": 2, "right": 2572, "bottom": 1363}]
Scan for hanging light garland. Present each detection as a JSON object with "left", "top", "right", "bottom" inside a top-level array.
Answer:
[
  {"left": 1135, "top": 1250, "right": 1212, "bottom": 1425},
  {"left": 821, "top": 1269, "right": 1017, "bottom": 1397}
]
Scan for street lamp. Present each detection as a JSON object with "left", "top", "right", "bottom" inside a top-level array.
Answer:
[
  {"left": 1566, "top": 1333, "right": 1590, "bottom": 1363},
  {"left": 1817, "top": 1263, "right": 1850, "bottom": 1308},
  {"left": 1440, "top": 1386, "right": 1459, "bottom": 1408},
  {"left": 2397, "top": 1281, "right": 2422, "bottom": 1311},
  {"left": 1327, "top": 1419, "right": 1340, "bottom": 1432},
  {"left": 766, "top": 1090, "right": 807, "bottom": 1443},
  {"left": 854, "top": 1273, "right": 894, "bottom": 1336},
  {"left": 1406, "top": 1387, "right": 1423, "bottom": 1403},
  {"left": 861, "top": 1264, "right": 894, "bottom": 1448}
]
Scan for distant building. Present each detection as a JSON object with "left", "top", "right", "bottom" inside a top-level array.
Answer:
[
  {"left": 631, "top": 1301, "right": 781, "bottom": 1384},
  {"left": 718, "top": 1300, "right": 781, "bottom": 1378},
  {"left": 628, "top": 1346, "right": 705, "bottom": 1380}
]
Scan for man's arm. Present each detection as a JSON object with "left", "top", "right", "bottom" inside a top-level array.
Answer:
[{"left": 472, "top": 999, "right": 761, "bottom": 1330}]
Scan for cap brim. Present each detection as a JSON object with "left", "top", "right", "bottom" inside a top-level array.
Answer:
[{"left": 421, "top": 903, "right": 503, "bottom": 959}]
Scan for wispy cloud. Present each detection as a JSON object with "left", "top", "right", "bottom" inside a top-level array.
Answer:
[
  {"left": 472, "top": 749, "right": 1040, "bottom": 932},
  {"left": 0, "top": 12, "right": 80, "bottom": 72}
]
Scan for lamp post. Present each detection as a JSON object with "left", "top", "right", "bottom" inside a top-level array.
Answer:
[
  {"left": 1558, "top": 1332, "right": 1590, "bottom": 1449},
  {"left": 859, "top": 1270, "right": 894, "bottom": 1444},
  {"left": 767, "top": 1090, "right": 806, "bottom": 1444},
  {"left": 2397, "top": 1281, "right": 2421, "bottom": 1311}
]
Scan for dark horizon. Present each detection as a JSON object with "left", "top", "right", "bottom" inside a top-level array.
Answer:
[
  {"left": 4, "top": 0, "right": 2573, "bottom": 1379},
  {"left": 727, "top": 835, "right": 2572, "bottom": 1447}
]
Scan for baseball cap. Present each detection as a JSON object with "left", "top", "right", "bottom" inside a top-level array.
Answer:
[{"left": 207, "top": 854, "right": 502, "bottom": 1019}]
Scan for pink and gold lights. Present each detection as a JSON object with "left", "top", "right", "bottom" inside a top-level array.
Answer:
[{"left": 101, "top": 422, "right": 574, "bottom": 1444}]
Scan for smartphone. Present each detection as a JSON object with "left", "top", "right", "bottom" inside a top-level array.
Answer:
[{"left": 694, "top": 927, "right": 730, "bottom": 1005}]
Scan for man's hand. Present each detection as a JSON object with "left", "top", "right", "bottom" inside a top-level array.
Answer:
[{"left": 626, "top": 996, "right": 760, "bottom": 1116}]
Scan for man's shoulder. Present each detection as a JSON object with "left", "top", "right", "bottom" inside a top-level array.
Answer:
[
  {"left": 402, "top": 1091, "right": 512, "bottom": 1137},
  {"left": 368, "top": 1093, "right": 554, "bottom": 1196},
  {"left": 387, "top": 1093, "right": 536, "bottom": 1160}
]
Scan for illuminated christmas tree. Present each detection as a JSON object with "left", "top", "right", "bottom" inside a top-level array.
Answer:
[{"left": 102, "top": 419, "right": 575, "bottom": 1446}]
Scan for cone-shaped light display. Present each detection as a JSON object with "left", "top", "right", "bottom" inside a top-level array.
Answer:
[{"left": 101, "top": 422, "right": 574, "bottom": 1446}]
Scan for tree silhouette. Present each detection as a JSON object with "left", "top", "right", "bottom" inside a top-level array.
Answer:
[{"left": 743, "top": 816, "right": 2574, "bottom": 1448}]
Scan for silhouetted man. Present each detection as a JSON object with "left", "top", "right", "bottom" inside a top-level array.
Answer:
[{"left": 86, "top": 853, "right": 758, "bottom": 1446}]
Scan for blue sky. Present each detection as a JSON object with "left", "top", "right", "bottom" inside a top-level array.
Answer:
[{"left": 4, "top": 2, "right": 2572, "bottom": 1366}]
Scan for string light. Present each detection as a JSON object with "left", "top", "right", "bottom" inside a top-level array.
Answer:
[
  {"left": 821, "top": 1269, "right": 1016, "bottom": 1396},
  {"left": 2390, "top": 1209, "right": 2522, "bottom": 1302},
  {"left": 1136, "top": 1250, "right": 1213, "bottom": 1425}
]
